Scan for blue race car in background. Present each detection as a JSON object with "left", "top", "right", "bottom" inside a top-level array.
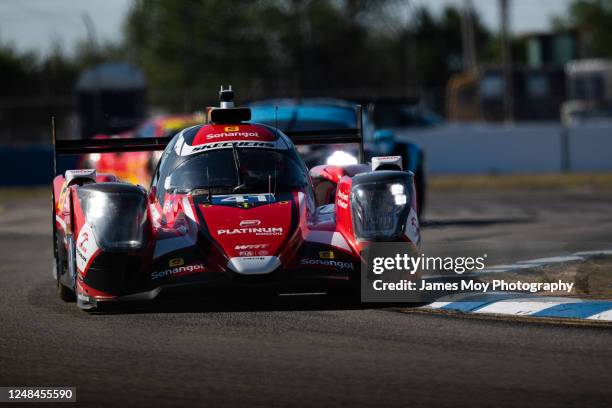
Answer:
[{"left": 249, "top": 98, "right": 427, "bottom": 216}]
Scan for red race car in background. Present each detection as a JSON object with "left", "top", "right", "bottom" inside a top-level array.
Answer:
[
  {"left": 52, "top": 87, "right": 421, "bottom": 311},
  {"left": 80, "top": 114, "right": 204, "bottom": 186}
]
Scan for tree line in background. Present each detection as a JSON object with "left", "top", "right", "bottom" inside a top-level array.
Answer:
[
  {"left": 0, "top": 0, "right": 610, "bottom": 141},
  {"left": 123, "top": 0, "right": 494, "bottom": 105}
]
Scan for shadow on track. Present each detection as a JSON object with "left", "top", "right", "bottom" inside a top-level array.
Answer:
[
  {"left": 28, "top": 278, "right": 422, "bottom": 315},
  {"left": 422, "top": 216, "right": 534, "bottom": 228},
  {"left": 91, "top": 292, "right": 420, "bottom": 315}
]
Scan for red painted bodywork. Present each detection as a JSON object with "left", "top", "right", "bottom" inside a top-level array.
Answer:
[
  {"left": 54, "top": 121, "right": 420, "bottom": 305},
  {"left": 192, "top": 123, "right": 276, "bottom": 145}
]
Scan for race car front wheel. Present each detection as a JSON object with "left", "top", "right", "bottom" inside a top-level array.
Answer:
[
  {"left": 55, "top": 232, "right": 75, "bottom": 302},
  {"left": 58, "top": 278, "right": 76, "bottom": 302},
  {"left": 414, "top": 161, "right": 426, "bottom": 219}
]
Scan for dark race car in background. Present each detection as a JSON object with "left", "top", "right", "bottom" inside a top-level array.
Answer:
[{"left": 249, "top": 98, "right": 427, "bottom": 216}]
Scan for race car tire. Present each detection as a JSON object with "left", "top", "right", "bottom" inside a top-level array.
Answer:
[
  {"left": 58, "top": 280, "right": 76, "bottom": 302},
  {"left": 414, "top": 161, "right": 426, "bottom": 219},
  {"left": 395, "top": 145, "right": 426, "bottom": 218},
  {"left": 57, "top": 233, "right": 75, "bottom": 302}
]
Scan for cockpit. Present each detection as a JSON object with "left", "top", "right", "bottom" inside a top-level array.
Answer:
[{"left": 163, "top": 146, "right": 308, "bottom": 195}]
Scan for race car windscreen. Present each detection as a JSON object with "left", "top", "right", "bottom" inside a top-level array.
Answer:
[{"left": 166, "top": 148, "right": 308, "bottom": 194}]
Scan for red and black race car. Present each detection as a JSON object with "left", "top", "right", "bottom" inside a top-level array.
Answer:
[{"left": 52, "top": 87, "right": 421, "bottom": 311}]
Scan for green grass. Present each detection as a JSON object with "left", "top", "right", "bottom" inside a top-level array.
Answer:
[{"left": 429, "top": 172, "right": 612, "bottom": 191}]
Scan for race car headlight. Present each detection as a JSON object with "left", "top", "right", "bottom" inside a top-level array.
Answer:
[
  {"left": 78, "top": 188, "right": 147, "bottom": 251},
  {"left": 350, "top": 172, "right": 412, "bottom": 241},
  {"left": 326, "top": 150, "right": 358, "bottom": 166}
]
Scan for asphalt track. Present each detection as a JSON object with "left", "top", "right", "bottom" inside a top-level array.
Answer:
[{"left": 0, "top": 189, "right": 611, "bottom": 407}]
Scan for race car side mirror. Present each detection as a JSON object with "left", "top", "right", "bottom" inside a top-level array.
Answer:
[{"left": 149, "top": 187, "right": 157, "bottom": 204}]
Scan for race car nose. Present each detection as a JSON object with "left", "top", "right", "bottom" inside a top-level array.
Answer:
[
  {"left": 226, "top": 256, "right": 281, "bottom": 275},
  {"left": 198, "top": 194, "right": 294, "bottom": 260}
]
